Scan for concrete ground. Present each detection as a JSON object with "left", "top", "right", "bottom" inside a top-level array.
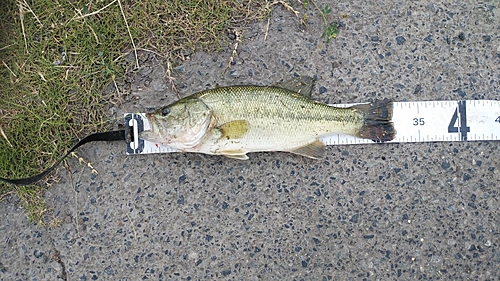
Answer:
[{"left": 1, "top": 0, "right": 499, "bottom": 280}]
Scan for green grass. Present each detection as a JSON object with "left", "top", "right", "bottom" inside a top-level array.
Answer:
[
  {"left": 0, "top": 0, "right": 337, "bottom": 225},
  {"left": 0, "top": 0, "right": 274, "bottom": 225}
]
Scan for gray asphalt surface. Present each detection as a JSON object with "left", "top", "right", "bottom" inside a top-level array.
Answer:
[{"left": 1, "top": 0, "right": 499, "bottom": 280}]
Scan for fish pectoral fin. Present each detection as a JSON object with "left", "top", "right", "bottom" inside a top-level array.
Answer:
[
  {"left": 219, "top": 149, "right": 249, "bottom": 160},
  {"left": 219, "top": 120, "right": 249, "bottom": 140},
  {"left": 289, "top": 140, "right": 326, "bottom": 159},
  {"left": 274, "top": 76, "right": 314, "bottom": 98}
]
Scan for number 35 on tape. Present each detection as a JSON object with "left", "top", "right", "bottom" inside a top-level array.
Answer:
[
  {"left": 319, "top": 100, "right": 500, "bottom": 145},
  {"left": 392, "top": 100, "right": 500, "bottom": 143}
]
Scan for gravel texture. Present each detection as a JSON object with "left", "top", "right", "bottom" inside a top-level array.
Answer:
[{"left": 1, "top": 0, "right": 499, "bottom": 280}]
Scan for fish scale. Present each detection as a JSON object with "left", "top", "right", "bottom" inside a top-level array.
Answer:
[{"left": 197, "top": 86, "right": 358, "bottom": 123}]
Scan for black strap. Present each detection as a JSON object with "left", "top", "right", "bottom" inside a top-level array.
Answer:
[{"left": 0, "top": 130, "right": 126, "bottom": 186}]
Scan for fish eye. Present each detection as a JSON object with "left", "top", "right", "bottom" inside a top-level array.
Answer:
[{"left": 161, "top": 107, "right": 170, "bottom": 116}]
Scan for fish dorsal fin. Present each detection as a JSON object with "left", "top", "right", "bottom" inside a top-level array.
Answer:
[
  {"left": 274, "top": 76, "right": 314, "bottom": 98},
  {"left": 219, "top": 120, "right": 249, "bottom": 140},
  {"left": 289, "top": 140, "right": 326, "bottom": 159},
  {"left": 219, "top": 149, "right": 249, "bottom": 160}
]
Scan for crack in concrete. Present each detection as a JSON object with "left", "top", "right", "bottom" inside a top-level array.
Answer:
[{"left": 51, "top": 249, "right": 67, "bottom": 281}]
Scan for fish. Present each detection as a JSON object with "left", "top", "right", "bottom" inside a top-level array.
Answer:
[{"left": 140, "top": 76, "right": 395, "bottom": 160}]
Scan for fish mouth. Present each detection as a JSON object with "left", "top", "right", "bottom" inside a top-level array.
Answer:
[{"left": 140, "top": 113, "right": 167, "bottom": 144}]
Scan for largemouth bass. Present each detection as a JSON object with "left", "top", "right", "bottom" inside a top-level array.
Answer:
[{"left": 140, "top": 76, "right": 395, "bottom": 160}]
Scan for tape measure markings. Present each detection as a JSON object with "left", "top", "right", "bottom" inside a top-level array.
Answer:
[{"left": 125, "top": 100, "right": 500, "bottom": 155}]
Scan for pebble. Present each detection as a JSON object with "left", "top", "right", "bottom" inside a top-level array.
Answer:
[
  {"left": 33, "top": 250, "right": 44, "bottom": 259},
  {"left": 452, "top": 88, "right": 466, "bottom": 97},
  {"left": 396, "top": 36, "right": 406, "bottom": 45}
]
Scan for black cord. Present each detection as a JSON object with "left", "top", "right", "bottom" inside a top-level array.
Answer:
[{"left": 0, "top": 130, "right": 125, "bottom": 186}]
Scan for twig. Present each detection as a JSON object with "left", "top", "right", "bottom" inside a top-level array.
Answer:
[
  {"left": 2, "top": 61, "right": 17, "bottom": 77},
  {"left": 71, "top": 2, "right": 110, "bottom": 44},
  {"left": 0, "top": 43, "right": 16, "bottom": 51},
  {"left": 73, "top": 0, "right": 117, "bottom": 20},
  {"left": 0, "top": 125, "right": 13, "bottom": 147},
  {"left": 223, "top": 30, "right": 241, "bottom": 74},
  {"left": 37, "top": 72, "right": 46, "bottom": 82},
  {"left": 271, "top": 1, "right": 305, "bottom": 25},
  {"left": 20, "top": 0, "right": 42, "bottom": 26},
  {"left": 135, "top": 48, "right": 163, "bottom": 58},
  {"left": 264, "top": 18, "right": 270, "bottom": 41},
  {"left": 126, "top": 214, "right": 138, "bottom": 241},
  {"left": 71, "top": 152, "right": 98, "bottom": 174},
  {"left": 112, "top": 78, "right": 121, "bottom": 97},
  {"left": 117, "top": 0, "right": 139, "bottom": 69},
  {"left": 113, "top": 47, "right": 163, "bottom": 63},
  {"left": 18, "top": 1, "right": 28, "bottom": 54},
  {"left": 87, "top": 24, "right": 100, "bottom": 44},
  {"left": 165, "top": 60, "right": 178, "bottom": 96}
]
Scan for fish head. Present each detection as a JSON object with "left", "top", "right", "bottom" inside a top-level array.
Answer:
[{"left": 141, "top": 97, "right": 213, "bottom": 150}]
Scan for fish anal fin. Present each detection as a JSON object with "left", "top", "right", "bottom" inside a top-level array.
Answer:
[
  {"left": 219, "top": 149, "right": 249, "bottom": 160},
  {"left": 275, "top": 76, "right": 314, "bottom": 98},
  {"left": 289, "top": 140, "right": 326, "bottom": 159},
  {"left": 219, "top": 120, "right": 249, "bottom": 140}
]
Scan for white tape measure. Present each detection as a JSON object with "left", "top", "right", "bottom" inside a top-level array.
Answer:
[{"left": 124, "top": 100, "right": 500, "bottom": 155}]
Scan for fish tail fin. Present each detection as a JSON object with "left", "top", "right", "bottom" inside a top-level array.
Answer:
[{"left": 352, "top": 99, "right": 396, "bottom": 142}]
